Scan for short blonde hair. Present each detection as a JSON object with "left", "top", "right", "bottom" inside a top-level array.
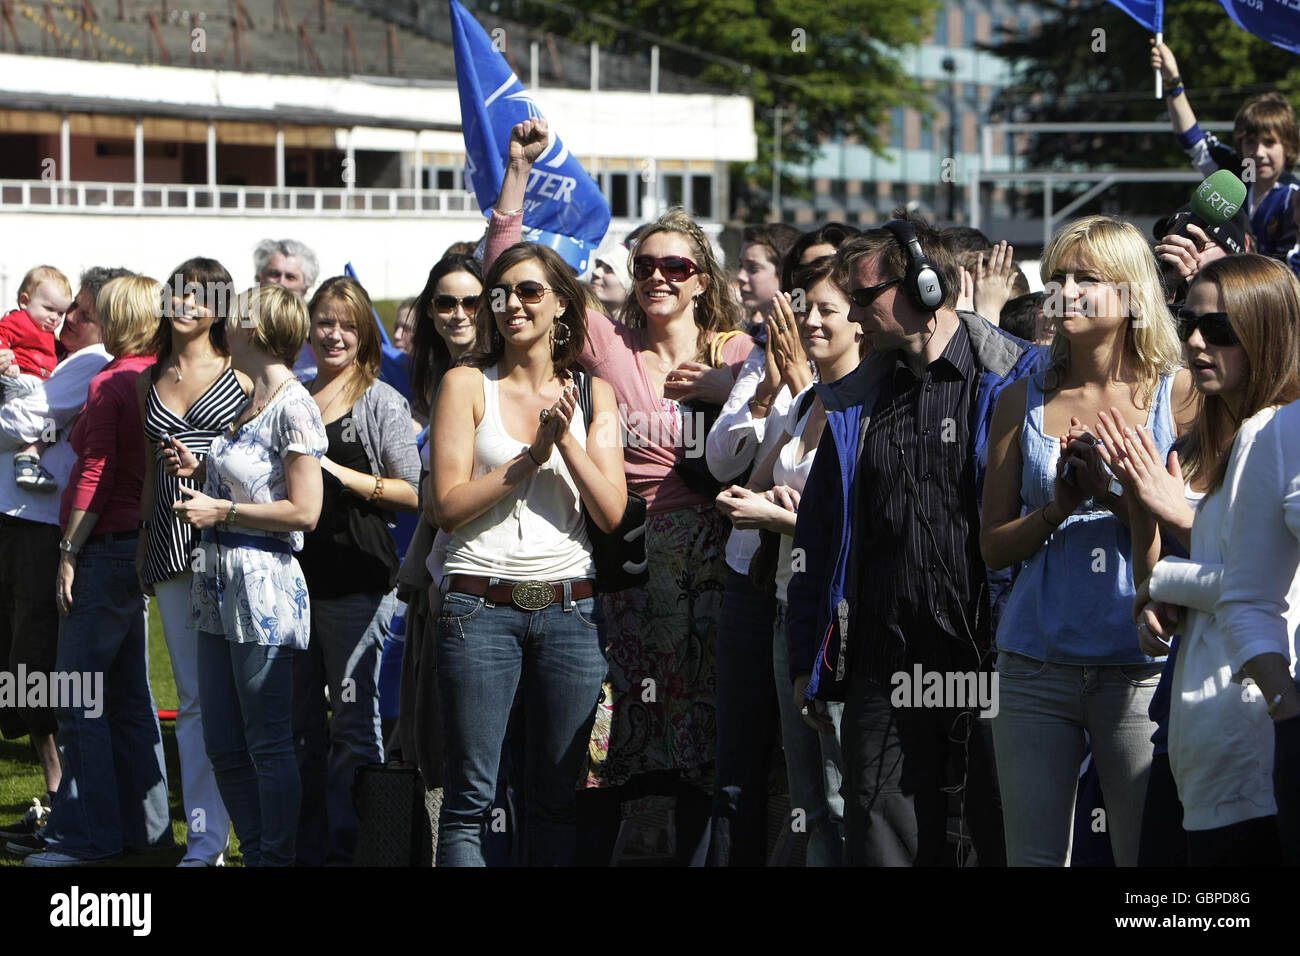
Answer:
[
  {"left": 19, "top": 265, "right": 71, "bottom": 304},
  {"left": 98, "top": 275, "right": 163, "bottom": 358},
  {"left": 1039, "top": 216, "right": 1182, "bottom": 406},
  {"left": 230, "top": 284, "right": 309, "bottom": 366}
]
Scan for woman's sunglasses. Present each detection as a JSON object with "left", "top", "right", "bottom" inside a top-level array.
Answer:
[
  {"left": 1172, "top": 306, "right": 1239, "bottom": 347},
  {"left": 488, "top": 282, "right": 553, "bottom": 307},
  {"left": 632, "top": 255, "right": 701, "bottom": 283},
  {"left": 433, "top": 294, "right": 480, "bottom": 314}
]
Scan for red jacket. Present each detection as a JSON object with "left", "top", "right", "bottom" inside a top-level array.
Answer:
[
  {"left": 0, "top": 309, "right": 58, "bottom": 380},
  {"left": 60, "top": 354, "right": 157, "bottom": 533}
]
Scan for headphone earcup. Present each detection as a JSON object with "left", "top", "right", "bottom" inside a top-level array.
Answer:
[{"left": 914, "top": 264, "right": 946, "bottom": 310}]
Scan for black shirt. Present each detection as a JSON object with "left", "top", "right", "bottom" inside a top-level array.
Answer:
[
  {"left": 298, "top": 410, "right": 398, "bottom": 597},
  {"left": 852, "top": 319, "right": 990, "bottom": 682}
]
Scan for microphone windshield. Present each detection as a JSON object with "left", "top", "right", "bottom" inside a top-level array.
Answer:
[{"left": 1190, "top": 170, "right": 1247, "bottom": 227}]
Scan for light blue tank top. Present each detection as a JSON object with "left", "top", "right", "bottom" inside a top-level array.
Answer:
[{"left": 994, "top": 367, "right": 1176, "bottom": 665}]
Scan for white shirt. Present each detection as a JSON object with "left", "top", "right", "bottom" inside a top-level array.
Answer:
[
  {"left": 1151, "top": 407, "right": 1297, "bottom": 830},
  {"left": 705, "top": 344, "right": 794, "bottom": 574},
  {"left": 0, "top": 344, "right": 111, "bottom": 526},
  {"left": 773, "top": 386, "right": 818, "bottom": 602}
]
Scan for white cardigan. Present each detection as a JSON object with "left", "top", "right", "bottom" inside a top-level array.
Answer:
[{"left": 1149, "top": 407, "right": 1295, "bottom": 831}]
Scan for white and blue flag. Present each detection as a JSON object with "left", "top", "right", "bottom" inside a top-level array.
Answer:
[{"left": 450, "top": 0, "right": 610, "bottom": 274}]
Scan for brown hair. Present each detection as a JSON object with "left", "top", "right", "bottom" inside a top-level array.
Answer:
[
  {"left": 153, "top": 257, "right": 234, "bottom": 360},
  {"left": 308, "top": 276, "right": 383, "bottom": 408},
  {"left": 834, "top": 209, "right": 960, "bottom": 311},
  {"left": 468, "top": 242, "right": 588, "bottom": 379},
  {"left": 621, "top": 207, "right": 742, "bottom": 361},
  {"left": 793, "top": 255, "right": 867, "bottom": 359},
  {"left": 1178, "top": 254, "right": 1300, "bottom": 491},
  {"left": 1234, "top": 92, "right": 1300, "bottom": 171},
  {"left": 742, "top": 223, "right": 802, "bottom": 270}
]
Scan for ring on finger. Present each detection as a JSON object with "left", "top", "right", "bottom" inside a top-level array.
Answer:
[{"left": 539, "top": 408, "right": 551, "bottom": 424}]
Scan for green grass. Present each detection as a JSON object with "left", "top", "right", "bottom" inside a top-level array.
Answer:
[{"left": 0, "top": 599, "right": 241, "bottom": 866}]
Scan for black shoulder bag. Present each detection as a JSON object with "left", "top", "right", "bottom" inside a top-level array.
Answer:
[{"left": 573, "top": 369, "right": 649, "bottom": 593}]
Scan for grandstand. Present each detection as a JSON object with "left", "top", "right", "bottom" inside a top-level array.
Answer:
[{"left": 0, "top": 0, "right": 755, "bottom": 301}]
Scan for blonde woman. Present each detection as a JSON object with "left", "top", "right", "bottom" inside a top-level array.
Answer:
[
  {"left": 164, "top": 284, "right": 326, "bottom": 867},
  {"left": 981, "top": 216, "right": 1195, "bottom": 866},
  {"left": 28, "top": 276, "right": 172, "bottom": 866}
]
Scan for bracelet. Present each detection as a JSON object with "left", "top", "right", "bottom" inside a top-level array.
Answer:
[
  {"left": 526, "top": 445, "right": 546, "bottom": 467},
  {"left": 1041, "top": 503, "right": 1062, "bottom": 528},
  {"left": 496, "top": 206, "right": 523, "bottom": 217},
  {"left": 1165, "top": 84, "right": 1185, "bottom": 99},
  {"left": 138, "top": 518, "right": 151, "bottom": 530},
  {"left": 225, "top": 501, "right": 237, "bottom": 524},
  {"left": 1269, "top": 692, "right": 1289, "bottom": 719},
  {"left": 368, "top": 474, "right": 385, "bottom": 501},
  {"left": 748, "top": 397, "right": 773, "bottom": 410},
  {"left": 1166, "top": 74, "right": 1182, "bottom": 89}
]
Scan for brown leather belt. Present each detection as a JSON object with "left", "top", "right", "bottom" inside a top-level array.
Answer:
[{"left": 446, "top": 574, "right": 596, "bottom": 611}]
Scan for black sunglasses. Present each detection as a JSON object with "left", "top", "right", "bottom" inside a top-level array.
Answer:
[
  {"left": 632, "top": 255, "right": 701, "bottom": 283},
  {"left": 433, "top": 294, "right": 480, "bottom": 314},
  {"left": 1172, "top": 306, "right": 1239, "bottom": 347},
  {"left": 848, "top": 276, "right": 902, "bottom": 308},
  {"left": 488, "top": 282, "right": 553, "bottom": 308}
]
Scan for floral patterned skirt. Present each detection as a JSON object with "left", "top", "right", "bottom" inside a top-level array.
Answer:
[{"left": 584, "top": 503, "right": 729, "bottom": 789}]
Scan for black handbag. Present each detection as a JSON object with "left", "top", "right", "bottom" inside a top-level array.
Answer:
[
  {"left": 352, "top": 764, "right": 441, "bottom": 867},
  {"left": 573, "top": 369, "right": 649, "bottom": 593}
]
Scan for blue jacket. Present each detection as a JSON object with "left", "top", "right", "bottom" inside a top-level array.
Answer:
[{"left": 785, "top": 311, "right": 1041, "bottom": 700}]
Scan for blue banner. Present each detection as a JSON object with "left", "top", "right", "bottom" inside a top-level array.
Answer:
[
  {"left": 449, "top": 0, "right": 610, "bottom": 273},
  {"left": 1104, "top": 0, "right": 1161, "bottom": 31},
  {"left": 1215, "top": 0, "right": 1300, "bottom": 55}
]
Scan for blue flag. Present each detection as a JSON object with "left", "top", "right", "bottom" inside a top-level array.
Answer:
[
  {"left": 344, "top": 262, "right": 412, "bottom": 402},
  {"left": 1104, "top": 0, "right": 1161, "bottom": 31},
  {"left": 449, "top": 0, "right": 610, "bottom": 274},
  {"left": 1214, "top": 0, "right": 1300, "bottom": 55}
]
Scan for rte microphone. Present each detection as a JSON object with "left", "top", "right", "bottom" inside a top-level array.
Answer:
[{"left": 1163, "top": 169, "right": 1248, "bottom": 253}]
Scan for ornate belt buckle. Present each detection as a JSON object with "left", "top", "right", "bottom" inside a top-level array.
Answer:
[{"left": 511, "top": 580, "right": 554, "bottom": 611}]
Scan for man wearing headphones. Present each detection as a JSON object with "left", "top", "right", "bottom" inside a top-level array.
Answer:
[{"left": 784, "top": 211, "right": 1040, "bottom": 866}]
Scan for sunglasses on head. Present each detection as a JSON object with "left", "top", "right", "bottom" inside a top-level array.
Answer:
[
  {"left": 632, "top": 255, "right": 701, "bottom": 283},
  {"left": 848, "top": 276, "right": 902, "bottom": 309},
  {"left": 433, "top": 294, "right": 480, "bottom": 314},
  {"left": 1172, "top": 306, "right": 1239, "bottom": 347},
  {"left": 488, "top": 282, "right": 553, "bottom": 307}
]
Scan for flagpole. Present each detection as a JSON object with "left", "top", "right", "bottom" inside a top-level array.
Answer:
[{"left": 1154, "top": 31, "right": 1163, "bottom": 99}]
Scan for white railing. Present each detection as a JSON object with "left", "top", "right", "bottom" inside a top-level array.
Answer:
[{"left": 0, "top": 180, "right": 480, "bottom": 217}]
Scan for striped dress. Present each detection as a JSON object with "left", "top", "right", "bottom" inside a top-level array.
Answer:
[{"left": 141, "top": 366, "right": 246, "bottom": 585}]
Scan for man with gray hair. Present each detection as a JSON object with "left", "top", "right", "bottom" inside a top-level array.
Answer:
[
  {"left": 0, "top": 266, "right": 132, "bottom": 857},
  {"left": 253, "top": 238, "right": 320, "bottom": 379}
]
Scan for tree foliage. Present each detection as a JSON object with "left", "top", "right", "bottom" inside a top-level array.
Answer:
[
  {"left": 481, "top": 0, "right": 938, "bottom": 218},
  {"left": 988, "top": 0, "right": 1300, "bottom": 216}
]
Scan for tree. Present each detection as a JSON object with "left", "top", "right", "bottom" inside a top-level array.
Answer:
[
  {"left": 480, "top": 0, "right": 937, "bottom": 219},
  {"left": 987, "top": 0, "right": 1300, "bottom": 217}
]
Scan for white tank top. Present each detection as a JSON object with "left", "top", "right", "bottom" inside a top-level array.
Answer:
[
  {"left": 774, "top": 392, "right": 818, "bottom": 603},
  {"left": 441, "top": 365, "right": 596, "bottom": 581}
]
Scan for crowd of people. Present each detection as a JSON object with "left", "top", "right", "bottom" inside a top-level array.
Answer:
[{"left": 0, "top": 43, "right": 1298, "bottom": 867}]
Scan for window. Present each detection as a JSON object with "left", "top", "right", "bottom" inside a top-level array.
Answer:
[
  {"left": 890, "top": 107, "right": 904, "bottom": 149},
  {"left": 609, "top": 172, "right": 632, "bottom": 218},
  {"left": 963, "top": 9, "right": 977, "bottom": 46},
  {"left": 664, "top": 173, "right": 684, "bottom": 209},
  {"left": 435, "top": 169, "right": 456, "bottom": 190},
  {"left": 690, "top": 174, "right": 713, "bottom": 219},
  {"left": 933, "top": 6, "right": 949, "bottom": 45}
]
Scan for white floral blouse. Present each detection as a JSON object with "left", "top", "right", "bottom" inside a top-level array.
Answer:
[{"left": 190, "top": 380, "right": 327, "bottom": 648}]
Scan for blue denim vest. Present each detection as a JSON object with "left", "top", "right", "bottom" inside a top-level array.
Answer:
[{"left": 994, "top": 369, "right": 1176, "bottom": 665}]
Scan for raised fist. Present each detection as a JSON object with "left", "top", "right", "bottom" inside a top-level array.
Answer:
[{"left": 509, "top": 118, "right": 549, "bottom": 166}]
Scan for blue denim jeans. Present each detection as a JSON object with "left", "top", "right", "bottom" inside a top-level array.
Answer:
[
  {"left": 707, "top": 569, "right": 780, "bottom": 866},
  {"left": 436, "top": 584, "right": 606, "bottom": 867},
  {"left": 198, "top": 630, "right": 299, "bottom": 867},
  {"left": 293, "top": 589, "right": 392, "bottom": 866},
  {"left": 992, "top": 651, "right": 1161, "bottom": 866},
  {"left": 773, "top": 600, "right": 845, "bottom": 867},
  {"left": 43, "top": 535, "right": 173, "bottom": 859}
]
